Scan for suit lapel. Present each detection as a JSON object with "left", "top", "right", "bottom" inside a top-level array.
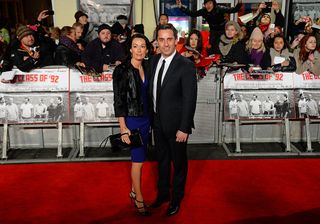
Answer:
[
  {"left": 160, "top": 53, "right": 179, "bottom": 90},
  {"left": 149, "top": 55, "right": 161, "bottom": 96}
]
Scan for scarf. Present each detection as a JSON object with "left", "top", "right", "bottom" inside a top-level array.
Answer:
[
  {"left": 259, "top": 23, "right": 269, "bottom": 33},
  {"left": 219, "top": 35, "right": 236, "bottom": 56},
  {"left": 269, "top": 48, "right": 292, "bottom": 65},
  {"left": 249, "top": 49, "right": 264, "bottom": 66},
  {"left": 59, "top": 36, "right": 81, "bottom": 56}
]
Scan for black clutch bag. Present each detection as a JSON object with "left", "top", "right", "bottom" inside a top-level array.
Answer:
[{"left": 103, "top": 129, "right": 143, "bottom": 152}]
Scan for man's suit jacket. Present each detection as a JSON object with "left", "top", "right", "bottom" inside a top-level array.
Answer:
[{"left": 149, "top": 53, "right": 197, "bottom": 136}]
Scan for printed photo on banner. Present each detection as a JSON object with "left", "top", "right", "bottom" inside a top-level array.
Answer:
[
  {"left": 0, "top": 93, "right": 69, "bottom": 124},
  {"left": 224, "top": 90, "right": 296, "bottom": 120},
  {"left": 295, "top": 90, "right": 320, "bottom": 119},
  {"left": 79, "top": 0, "right": 131, "bottom": 26},
  {"left": 70, "top": 92, "right": 116, "bottom": 123}
]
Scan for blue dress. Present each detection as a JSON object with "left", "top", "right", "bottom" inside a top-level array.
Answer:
[{"left": 125, "top": 77, "right": 150, "bottom": 162}]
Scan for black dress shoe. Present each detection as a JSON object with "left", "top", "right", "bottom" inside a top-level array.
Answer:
[
  {"left": 150, "top": 196, "right": 170, "bottom": 208},
  {"left": 166, "top": 203, "right": 180, "bottom": 216}
]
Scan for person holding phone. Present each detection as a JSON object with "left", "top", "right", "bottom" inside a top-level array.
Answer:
[{"left": 176, "top": 0, "right": 242, "bottom": 53}]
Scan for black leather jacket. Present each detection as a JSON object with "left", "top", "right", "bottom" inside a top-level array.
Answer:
[{"left": 113, "top": 60, "right": 149, "bottom": 117}]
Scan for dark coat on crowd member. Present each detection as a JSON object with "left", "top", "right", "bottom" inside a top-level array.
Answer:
[
  {"left": 55, "top": 36, "right": 82, "bottom": 67},
  {"left": 180, "top": 3, "right": 242, "bottom": 33},
  {"left": 0, "top": 41, "right": 13, "bottom": 73},
  {"left": 261, "top": 48, "right": 297, "bottom": 72},
  {"left": 11, "top": 42, "right": 54, "bottom": 72},
  {"left": 82, "top": 38, "right": 125, "bottom": 73},
  {"left": 10, "top": 27, "right": 55, "bottom": 72},
  {"left": 211, "top": 40, "right": 249, "bottom": 65}
]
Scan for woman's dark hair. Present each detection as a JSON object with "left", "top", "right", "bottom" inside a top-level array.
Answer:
[
  {"left": 272, "top": 34, "right": 289, "bottom": 51},
  {"left": 186, "top": 29, "right": 203, "bottom": 54},
  {"left": 299, "top": 34, "right": 317, "bottom": 62},
  {"left": 127, "top": 33, "right": 151, "bottom": 59}
]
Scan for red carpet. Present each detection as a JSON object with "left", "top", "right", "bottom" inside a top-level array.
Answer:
[{"left": 0, "top": 159, "right": 320, "bottom": 224}]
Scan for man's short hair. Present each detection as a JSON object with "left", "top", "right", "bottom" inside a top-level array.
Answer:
[
  {"left": 159, "top": 13, "right": 169, "bottom": 21},
  {"left": 156, "top": 23, "right": 178, "bottom": 40}
]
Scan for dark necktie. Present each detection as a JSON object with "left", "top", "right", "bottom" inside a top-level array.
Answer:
[{"left": 156, "top": 59, "right": 165, "bottom": 112}]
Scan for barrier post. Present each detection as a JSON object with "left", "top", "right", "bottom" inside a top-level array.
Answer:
[
  {"left": 2, "top": 123, "right": 8, "bottom": 159},
  {"left": 235, "top": 119, "right": 241, "bottom": 153},
  {"left": 305, "top": 118, "right": 313, "bottom": 152},
  {"left": 285, "top": 118, "right": 291, "bottom": 152},
  {"left": 79, "top": 122, "right": 85, "bottom": 157},
  {"left": 57, "top": 122, "right": 63, "bottom": 158}
]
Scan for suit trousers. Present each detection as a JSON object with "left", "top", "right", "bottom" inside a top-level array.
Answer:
[{"left": 153, "top": 113, "right": 188, "bottom": 204}]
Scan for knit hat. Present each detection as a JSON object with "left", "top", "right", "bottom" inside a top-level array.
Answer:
[
  {"left": 225, "top": 21, "right": 241, "bottom": 33},
  {"left": 133, "top": 24, "right": 144, "bottom": 34},
  {"left": 97, "top": 24, "right": 112, "bottom": 34},
  {"left": 116, "top": 15, "right": 128, "bottom": 26},
  {"left": 16, "top": 25, "right": 34, "bottom": 41},
  {"left": 112, "top": 22, "right": 125, "bottom": 35},
  {"left": 74, "top": 11, "right": 88, "bottom": 22},
  {"left": 250, "top": 27, "right": 264, "bottom": 41},
  {"left": 204, "top": 0, "right": 216, "bottom": 4}
]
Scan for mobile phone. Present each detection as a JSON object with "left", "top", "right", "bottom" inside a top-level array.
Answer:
[
  {"left": 269, "top": 23, "right": 275, "bottom": 32},
  {"left": 265, "top": 2, "right": 272, "bottom": 8},
  {"left": 45, "top": 10, "right": 54, "bottom": 16}
]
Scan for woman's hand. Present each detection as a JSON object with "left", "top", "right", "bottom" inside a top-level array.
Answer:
[
  {"left": 121, "top": 127, "right": 131, "bottom": 144},
  {"left": 308, "top": 53, "right": 315, "bottom": 63},
  {"left": 281, "top": 60, "right": 289, "bottom": 67}
]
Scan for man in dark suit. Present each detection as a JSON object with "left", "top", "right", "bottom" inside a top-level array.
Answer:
[{"left": 149, "top": 23, "right": 197, "bottom": 216}]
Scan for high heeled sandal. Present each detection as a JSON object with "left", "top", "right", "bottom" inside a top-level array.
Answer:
[
  {"left": 129, "top": 191, "right": 136, "bottom": 203},
  {"left": 134, "top": 198, "right": 151, "bottom": 216}
]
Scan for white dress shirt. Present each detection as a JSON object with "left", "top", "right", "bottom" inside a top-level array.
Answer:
[{"left": 153, "top": 51, "right": 176, "bottom": 112}]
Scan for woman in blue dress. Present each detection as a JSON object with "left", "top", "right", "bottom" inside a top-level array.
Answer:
[{"left": 113, "top": 33, "right": 151, "bottom": 216}]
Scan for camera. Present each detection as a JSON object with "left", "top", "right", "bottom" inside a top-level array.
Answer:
[
  {"left": 30, "top": 46, "right": 40, "bottom": 52},
  {"left": 262, "top": 2, "right": 272, "bottom": 13},
  {"left": 45, "top": 10, "right": 54, "bottom": 16}
]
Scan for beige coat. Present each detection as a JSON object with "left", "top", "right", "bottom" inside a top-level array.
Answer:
[{"left": 293, "top": 48, "right": 320, "bottom": 75}]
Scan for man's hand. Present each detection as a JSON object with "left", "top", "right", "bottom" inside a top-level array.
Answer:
[
  {"left": 103, "top": 64, "right": 109, "bottom": 71},
  {"left": 76, "top": 62, "right": 86, "bottom": 67},
  {"left": 176, "top": 130, "right": 188, "bottom": 142},
  {"left": 37, "top": 10, "right": 49, "bottom": 21},
  {"left": 32, "top": 51, "right": 40, "bottom": 59}
]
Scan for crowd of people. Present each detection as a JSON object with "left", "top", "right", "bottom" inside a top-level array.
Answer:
[
  {"left": 2, "top": 0, "right": 320, "bottom": 218},
  {"left": 0, "top": 1, "right": 320, "bottom": 78}
]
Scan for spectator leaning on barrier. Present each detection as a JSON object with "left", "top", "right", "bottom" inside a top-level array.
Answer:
[
  {"left": 11, "top": 25, "right": 42, "bottom": 72},
  {"left": 262, "top": 34, "right": 296, "bottom": 72},
  {"left": 211, "top": 20, "right": 248, "bottom": 65},
  {"left": 293, "top": 34, "right": 320, "bottom": 75},
  {"left": 82, "top": 24, "right": 125, "bottom": 73},
  {"left": 246, "top": 27, "right": 268, "bottom": 69},
  {"left": 54, "top": 26, "right": 85, "bottom": 68}
]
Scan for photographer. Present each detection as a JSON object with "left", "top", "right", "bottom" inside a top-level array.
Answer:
[{"left": 11, "top": 26, "right": 43, "bottom": 72}]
